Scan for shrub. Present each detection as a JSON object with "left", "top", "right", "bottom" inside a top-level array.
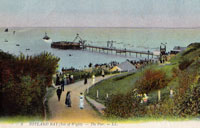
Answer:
[
  {"left": 136, "top": 69, "right": 170, "bottom": 94},
  {"left": 104, "top": 91, "right": 143, "bottom": 118},
  {"left": 0, "top": 52, "right": 59, "bottom": 116},
  {"left": 177, "top": 70, "right": 197, "bottom": 95},
  {"left": 173, "top": 84, "right": 200, "bottom": 117},
  {"left": 178, "top": 58, "right": 194, "bottom": 70}
]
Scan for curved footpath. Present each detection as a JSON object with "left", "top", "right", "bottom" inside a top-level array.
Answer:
[{"left": 48, "top": 75, "right": 112, "bottom": 123}]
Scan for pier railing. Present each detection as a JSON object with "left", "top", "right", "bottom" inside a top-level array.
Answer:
[{"left": 83, "top": 44, "right": 159, "bottom": 59}]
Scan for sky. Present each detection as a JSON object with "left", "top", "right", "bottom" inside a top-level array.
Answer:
[{"left": 1, "top": 0, "right": 200, "bottom": 27}]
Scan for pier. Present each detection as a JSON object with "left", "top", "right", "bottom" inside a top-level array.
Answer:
[
  {"left": 83, "top": 44, "right": 158, "bottom": 59},
  {"left": 51, "top": 33, "right": 159, "bottom": 59}
]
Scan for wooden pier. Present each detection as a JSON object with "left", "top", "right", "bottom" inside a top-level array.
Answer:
[
  {"left": 83, "top": 45, "right": 159, "bottom": 59},
  {"left": 50, "top": 34, "right": 159, "bottom": 59}
]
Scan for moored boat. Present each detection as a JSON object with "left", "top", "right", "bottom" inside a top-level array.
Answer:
[{"left": 43, "top": 32, "right": 50, "bottom": 40}]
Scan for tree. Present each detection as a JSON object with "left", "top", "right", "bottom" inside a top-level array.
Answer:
[{"left": 136, "top": 69, "right": 170, "bottom": 94}]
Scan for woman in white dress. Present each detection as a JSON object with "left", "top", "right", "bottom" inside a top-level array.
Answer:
[{"left": 80, "top": 92, "right": 84, "bottom": 109}]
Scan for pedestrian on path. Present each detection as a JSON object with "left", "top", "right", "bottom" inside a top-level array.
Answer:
[
  {"left": 65, "top": 91, "right": 71, "bottom": 107},
  {"left": 79, "top": 92, "right": 84, "bottom": 109},
  {"left": 61, "top": 79, "right": 65, "bottom": 91},
  {"left": 56, "top": 87, "right": 62, "bottom": 101},
  {"left": 84, "top": 75, "right": 87, "bottom": 85},
  {"left": 56, "top": 74, "right": 60, "bottom": 86}
]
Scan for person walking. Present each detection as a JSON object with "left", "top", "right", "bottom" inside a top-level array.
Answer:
[
  {"left": 56, "top": 74, "right": 60, "bottom": 86},
  {"left": 61, "top": 78, "right": 65, "bottom": 91},
  {"left": 79, "top": 92, "right": 84, "bottom": 109},
  {"left": 65, "top": 91, "right": 71, "bottom": 107},
  {"left": 56, "top": 87, "right": 62, "bottom": 101},
  {"left": 84, "top": 75, "right": 87, "bottom": 85}
]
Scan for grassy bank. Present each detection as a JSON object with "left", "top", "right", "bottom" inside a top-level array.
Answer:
[
  {"left": 87, "top": 71, "right": 142, "bottom": 104},
  {"left": 87, "top": 43, "right": 200, "bottom": 119}
]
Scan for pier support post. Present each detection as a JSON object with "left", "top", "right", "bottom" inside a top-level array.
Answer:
[
  {"left": 140, "top": 53, "right": 142, "bottom": 57},
  {"left": 136, "top": 53, "right": 137, "bottom": 58}
]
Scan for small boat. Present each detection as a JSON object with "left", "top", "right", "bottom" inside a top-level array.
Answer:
[
  {"left": 43, "top": 32, "right": 50, "bottom": 40},
  {"left": 4, "top": 39, "right": 8, "bottom": 42},
  {"left": 16, "top": 44, "right": 20, "bottom": 46},
  {"left": 4, "top": 28, "right": 8, "bottom": 32},
  {"left": 26, "top": 48, "right": 30, "bottom": 50},
  {"left": 69, "top": 54, "right": 72, "bottom": 56}
]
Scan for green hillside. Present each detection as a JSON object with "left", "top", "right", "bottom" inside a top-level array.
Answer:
[{"left": 87, "top": 43, "right": 200, "bottom": 118}]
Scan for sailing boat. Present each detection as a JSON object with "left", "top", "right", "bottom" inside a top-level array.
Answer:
[{"left": 43, "top": 32, "right": 50, "bottom": 40}]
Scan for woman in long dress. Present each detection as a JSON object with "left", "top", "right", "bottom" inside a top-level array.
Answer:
[
  {"left": 79, "top": 92, "right": 84, "bottom": 109},
  {"left": 65, "top": 91, "right": 71, "bottom": 107}
]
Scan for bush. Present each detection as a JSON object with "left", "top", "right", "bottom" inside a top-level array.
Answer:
[
  {"left": 178, "top": 58, "right": 194, "bottom": 70},
  {"left": 174, "top": 83, "right": 200, "bottom": 117},
  {"left": 135, "top": 69, "right": 170, "bottom": 94},
  {"left": 0, "top": 52, "right": 59, "bottom": 116},
  {"left": 104, "top": 91, "right": 143, "bottom": 118}
]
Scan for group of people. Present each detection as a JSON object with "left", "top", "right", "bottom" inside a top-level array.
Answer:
[
  {"left": 56, "top": 73, "right": 74, "bottom": 91},
  {"left": 56, "top": 88, "right": 84, "bottom": 109}
]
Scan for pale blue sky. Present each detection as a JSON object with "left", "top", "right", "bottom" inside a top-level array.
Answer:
[{"left": 1, "top": 0, "right": 200, "bottom": 27}]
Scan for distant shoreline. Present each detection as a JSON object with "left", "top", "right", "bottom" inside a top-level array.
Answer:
[{"left": 1, "top": 26, "right": 200, "bottom": 29}]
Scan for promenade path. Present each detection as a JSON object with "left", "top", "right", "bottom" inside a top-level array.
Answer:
[{"left": 48, "top": 75, "right": 112, "bottom": 123}]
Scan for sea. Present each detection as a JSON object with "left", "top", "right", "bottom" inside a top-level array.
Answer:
[{"left": 0, "top": 27, "right": 200, "bottom": 70}]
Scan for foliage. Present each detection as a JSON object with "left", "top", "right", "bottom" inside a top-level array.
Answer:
[
  {"left": 177, "top": 70, "right": 197, "bottom": 95},
  {"left": 178, "top": 58, "right": 194, "bottom": 70},
  {"left": 104, "top": 91, "right": 143, "bottom": 118},
  {"left": 0, "top": 52, "right": 59, "bottom": 116},
  {"left": 135, "top": 69, "right": 170, "bottom": 94}
]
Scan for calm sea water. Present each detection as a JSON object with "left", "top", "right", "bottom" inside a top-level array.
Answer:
[{"left": 0, "top": 27, "right": 200, "bottom": 70}]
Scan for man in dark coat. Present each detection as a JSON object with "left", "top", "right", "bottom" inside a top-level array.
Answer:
[
  {"left": 84, "top": 75, "right": 87, "bottom": 85},
  {"left": 61, "top": 79, "right": 65, "bottom": 91},
  {"left": 56, "top": 74, "right": 60, "bottom": 86},
  {"left": 56, "top": 87, "right": 62, "bottom": 101}
]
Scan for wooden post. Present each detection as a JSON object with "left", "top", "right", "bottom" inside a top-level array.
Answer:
[
  {"left": 170, "top": 89, "right": 173, "bottom": 98},
  {"left": 106, "top": 93, "right": 109, "bottom": 99},
  {"left": 158, "top": 90, "right": 161, "bottom": 101},
  {"left": 97, "top": 90, "right": 99, "bottom": 99},
  {"left": 99, "top": 48, "right": 100, "bottom": 53},
  {"left": 136, "top": 53, "right": 137, "bottom": 58}
]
